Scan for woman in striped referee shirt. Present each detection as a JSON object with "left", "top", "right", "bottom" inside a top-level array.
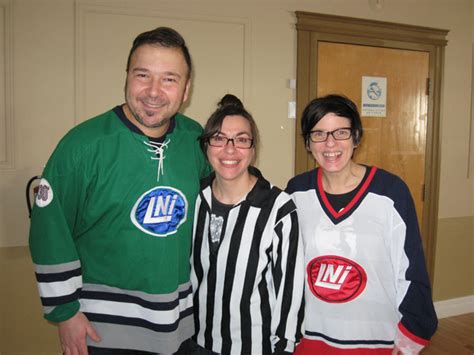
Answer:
[{"left": 190, "top": 94, "right": 304, "bottom": 355}]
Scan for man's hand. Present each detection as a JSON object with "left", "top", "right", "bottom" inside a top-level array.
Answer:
[{"left": 59, "top": 312, "right": 101, "bottom": 355}]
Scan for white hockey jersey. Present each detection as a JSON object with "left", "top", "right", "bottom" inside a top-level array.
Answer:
[{"left": 286, "top": 167, "right": 437, "bottom": 354}]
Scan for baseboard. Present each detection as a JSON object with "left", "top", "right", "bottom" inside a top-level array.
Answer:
[{"left": 434, "top": 295, "right": 474, "bottom": 318}]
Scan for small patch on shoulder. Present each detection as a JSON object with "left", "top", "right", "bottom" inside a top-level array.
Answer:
[{"left": 35, "top": 178, "right": 54, "bottom": 207}]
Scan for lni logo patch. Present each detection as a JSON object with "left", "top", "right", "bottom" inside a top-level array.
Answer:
[
  {"left": 131, "top": 186, "right": 187, "bottom": 237},
  {"left": 307, "top": 255, "right": 367, "bottom": 303}
]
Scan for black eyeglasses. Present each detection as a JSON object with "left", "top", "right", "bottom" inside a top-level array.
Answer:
[
  {"left": 309, "top": 128, "right": 352, "bottom": 143},
  {"left": 208, "top": 134, "right": 254, "bottom": 149}
]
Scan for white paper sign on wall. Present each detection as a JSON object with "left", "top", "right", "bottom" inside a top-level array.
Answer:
[{"left": 361, "top": 76, "right": 387, "bottom": 117}]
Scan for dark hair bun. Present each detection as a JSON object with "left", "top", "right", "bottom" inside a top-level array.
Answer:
[{"left": 217, "top": 94, "right": 243, "bottom": 109}]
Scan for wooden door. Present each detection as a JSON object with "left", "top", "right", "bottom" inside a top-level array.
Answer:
[
  {"left": 294, "top": 11, "right": 448, "bottom": 280},
  {"left": 316, "top": 42, "right": 429, "bottom": 227}
]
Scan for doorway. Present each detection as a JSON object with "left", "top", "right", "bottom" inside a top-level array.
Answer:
[{"left": 295, "top": 12, "right": 448, "bottom": 280}]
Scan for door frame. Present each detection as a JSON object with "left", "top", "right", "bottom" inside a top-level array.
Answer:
[{"left": 295, "top": 11, "right": 448, "bottom": 282}]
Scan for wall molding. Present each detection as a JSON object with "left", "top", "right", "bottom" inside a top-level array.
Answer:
[
  {"left": 469, "top": 43, "right": 474, "bottom": 177},
  {"left": 434, "top": 295, "right": 474, "bottom": 319},
  {"left": 0, "top": 0, "right": 13, "bottom": 169}
]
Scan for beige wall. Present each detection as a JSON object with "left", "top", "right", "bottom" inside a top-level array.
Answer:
[
  {"left": 0, "top": 0, "right": 473, "bottom": 353},
  {"left": 433, "top": 216, "right": 474, "bottom": 300}
]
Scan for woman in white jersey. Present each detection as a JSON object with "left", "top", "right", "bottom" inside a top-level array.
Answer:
[{"left": 286, "top": 94, "right": 437, "bottom": 354}]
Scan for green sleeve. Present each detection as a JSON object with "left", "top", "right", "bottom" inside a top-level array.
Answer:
[{"left": 29, "top": 138, "right": 88, "bottom": 323}]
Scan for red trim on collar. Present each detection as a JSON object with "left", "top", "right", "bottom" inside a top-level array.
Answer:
[{"left": 317, "top": 166, "right": 377, "bottom": 219}]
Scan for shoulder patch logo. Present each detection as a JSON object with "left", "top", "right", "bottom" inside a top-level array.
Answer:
[
  {"left": 131, "top": 186, "right": 188, "bottom": 237},
  {"left": 307, "top": 255, "right": 367, "bottom": 303},
  {"left": 35, "top": 179, "right": 53, "bottom": 207}
]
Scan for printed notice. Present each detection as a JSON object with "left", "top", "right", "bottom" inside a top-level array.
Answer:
[{"left": 361, "top": 76, "right": 387, "bottom": 117}]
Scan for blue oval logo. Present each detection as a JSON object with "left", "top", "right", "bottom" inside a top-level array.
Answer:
[{"left": 131, "top": 186, "right": 188, "bottom": 237}]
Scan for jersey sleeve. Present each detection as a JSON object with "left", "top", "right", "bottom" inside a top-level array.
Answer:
[
  {"left": 271, "top": 197, "right": 305, "bottom": 353},
  {"left": 391, "top": 179, "right": 437, "bottom": 351},
  {"left": 29, "top": 139, "right": 87, "bottom": 323}
]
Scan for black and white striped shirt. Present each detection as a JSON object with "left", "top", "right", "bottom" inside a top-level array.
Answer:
[{"left": 191, "top": 167, "right": 304, "bottom": 355}]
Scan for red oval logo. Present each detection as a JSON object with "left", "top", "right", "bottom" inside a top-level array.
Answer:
[{"left": 307, "top": 255, "right": 367, "bottom": 303}]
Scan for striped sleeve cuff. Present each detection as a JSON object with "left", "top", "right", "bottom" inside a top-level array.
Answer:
[
  {"left": 395, "top": 322, "right": 429, "bottom": 354},
  {"left": 34, "top": 260, "right": 83, "bottom": 321}
]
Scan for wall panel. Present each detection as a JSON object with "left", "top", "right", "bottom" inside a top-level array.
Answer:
[{"left": 0, "top": 0, "right": 12, "bottom": 168}]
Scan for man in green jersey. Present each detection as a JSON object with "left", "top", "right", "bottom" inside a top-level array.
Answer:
[{"left": 29, "top": 27, "right": 210, "bottom": 354}]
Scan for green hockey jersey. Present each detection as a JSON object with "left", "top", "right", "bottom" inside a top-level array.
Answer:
[{"left": 29, "top": 106, "right": 210, "bottom": 353}]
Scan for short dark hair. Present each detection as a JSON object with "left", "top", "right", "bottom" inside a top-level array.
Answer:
[
  {"left": 199, "top": 94, "right": 259, "bottom": 155},
  {"left": 126, "top": 27, "right": 192, "bottom": 79},
  {"left": 301, "top": 94, "right": 363, "bottom": 147}
]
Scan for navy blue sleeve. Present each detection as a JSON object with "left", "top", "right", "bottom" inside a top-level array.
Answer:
[{"left": 388, "top": 173, "right": 438, "bottom": 342}]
